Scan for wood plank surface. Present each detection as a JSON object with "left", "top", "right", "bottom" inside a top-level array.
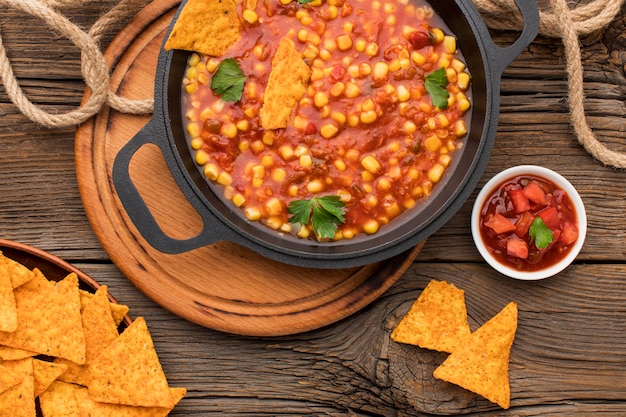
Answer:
[{"left": 0, "top": 0, "right": 624, "bottom": 415}]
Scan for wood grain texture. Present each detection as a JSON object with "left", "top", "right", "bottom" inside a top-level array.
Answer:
[{"left": 0, "top": 0, "right": 624, "bottom": 415}]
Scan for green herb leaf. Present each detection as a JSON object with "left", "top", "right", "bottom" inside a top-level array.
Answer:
[
  {"left": 425, "top": 67, "right": 450, "bottom": 109},
  {"left": 288, "top": 195, "right": 346, "bottom": 239},
  {"left": 529, "top": 217, "right": 554, "bottom": 249},
  {"left": 210, "top": 58, "right": 245, "bottom": 103},
  {"left": 297, "top": 0, "right": 314, "bottom": 4}
]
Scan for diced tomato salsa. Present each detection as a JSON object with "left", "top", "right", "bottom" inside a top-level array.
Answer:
[
  {"left": 182, "top": 0, "right": 471, "bottom": 241},
  {"left": 478, "top": 174, "right": 580, "bottom": 272}
]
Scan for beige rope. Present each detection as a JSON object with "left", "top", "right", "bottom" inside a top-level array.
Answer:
[{"left": 0, "top": 0, "right": 624, "bottom": 167}]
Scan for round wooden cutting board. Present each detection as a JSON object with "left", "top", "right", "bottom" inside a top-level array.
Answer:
[{"left": 74, "top": 0, "right": 423, "bottom": 336}]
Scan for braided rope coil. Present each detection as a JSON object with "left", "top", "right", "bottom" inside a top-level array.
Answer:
[{"left": 0, "top": 0, "right": 624, "bottom": 167}]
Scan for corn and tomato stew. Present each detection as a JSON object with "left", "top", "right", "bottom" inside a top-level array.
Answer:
[{"left": 182, "top": 0, "right": 471, "bottom": 241}]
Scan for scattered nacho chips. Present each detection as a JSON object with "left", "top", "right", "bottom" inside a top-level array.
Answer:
[
  {"left": 433, "top": 301, "right": 518, "bottom": 409},
  {"left": 391, "top": 280, "right": 471, "bottom": 353},
  {"left": 0, "top": 265, "right": 17, "bottom": 332},
  {"left": 0, "top": 253, "right": 186, "bottom": 415},
  {"left": 164, "top": 0, "right": 241, "bottom": 57},
  {"left": 260, "top": 37, "right": 313, "bottom": 130},
  {"left": 0, "top": 252, "right": 35, "bottom": 289}
]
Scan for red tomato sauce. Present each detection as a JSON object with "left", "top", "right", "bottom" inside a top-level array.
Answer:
[
  {"left": 478, "top": 174, "right": 580, "bottom": 272},
  {"left": 182, "top": 0, "right": 472, "bottom": 240}
]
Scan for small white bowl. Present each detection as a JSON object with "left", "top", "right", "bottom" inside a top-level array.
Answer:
[{"left": 471, "top": 165, "right": 587, "bottom": 280}]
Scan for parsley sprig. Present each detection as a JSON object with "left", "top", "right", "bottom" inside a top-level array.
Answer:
[
  {"left": 529, "top": 217, "right": 554, "bottom": 249},
  {"left": 424, "top": 67, "right": 450, "bottom": 109},
  {"left": 210, "top": 58, "right": 245, "bottom": 103},
  {"left": 288, "top": 195, "right": 346, "bottom": 239}
]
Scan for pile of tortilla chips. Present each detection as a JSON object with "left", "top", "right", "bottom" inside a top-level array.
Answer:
[
  {"left": 0, "top": 252, "right": 186, "bottom": 416},
  {"left": 392, "top": 280, "right": 518, "bottom": 409}
]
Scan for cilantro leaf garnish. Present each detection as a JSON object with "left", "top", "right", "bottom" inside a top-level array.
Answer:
[
  {"left": 297, "top": 0, "right": 314, "bottom": 4},
  {"left": 288, "top": 195, "right": 346, "bottom": 239},
  {"left": 529, "top": 217, "right": 554, "bottom": 249},
  {"left": 425, "top": 67, "right": 450, "bottom": 109},
  {"left": 210, "top": 58, "right": 245, "bottom": 103}
]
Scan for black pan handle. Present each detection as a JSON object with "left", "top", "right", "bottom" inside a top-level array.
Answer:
[
  {"left": 112, "top": 118, "right": 232, "bottom": 253},
  {"left": 480, "top": 0, "right": 540, "bottom": 77}
]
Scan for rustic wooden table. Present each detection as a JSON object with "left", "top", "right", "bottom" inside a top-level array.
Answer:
[{"left": 1, "top": 0, "right": 625, "bottom": 415}]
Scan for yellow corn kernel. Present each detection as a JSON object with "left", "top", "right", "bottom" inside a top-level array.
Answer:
[
  {"left": 245, "top": 206, "right": 262, "bottom": 221},
  {"left": 288, "top": 184, "right": 299, "bottom": 197},
  {"left": 251, "top": 140, "right": 265, "bottom": 154},
  {"left": 235, "top": 119, "right": 249, "bottom": 132},
  {"left": 280, "top": 223, "right": 292, "bottom": 233},
  {"left": 330, "top": 81, "right": 345, "bottom": 97},
  {"left": 451, "top": 58, "right": 466, "bottom": 73},
  {"left": 187, "top": 122, "right": 200, "bottom": 138},
  {"left": 337, "top": 189, "right": 352, "bottom": 203},
  {"left": 336, "top": 34, "right": 353, "bottom": 51},
  {"left": 232, "top": 193, "right": 246, "bottom": 207},
  {"left": 376, "top": 177, "right": 392, "bottom": 191},
  {"left": 345, "top": 149, "right": 359, "bottom": 162},
  {"left": 186, "top": 67, "right": 198, "bottom": 80},
  {"left": 307, "top": 179, "right": 324, "bottom": 193},
  {"left": 263, "top": 131, "right": 275, "bottom": 145},
  {"left": 238, "top": 141, "right": 250, "bottom": 153},
  {"left": 319, "top": 49, "right": 332, "bottom": 61},
  {"left": 436, "top": 113, "right": 449, "bottom": 128},
  {"left": 242, "top": 8, "right": 258, "bottom": 24},
  {"left": 443, "top": 35, "right": 457, "bottom": 53},
  {"left": 457, "top": 97, "right": 471, "bottom": 112},
  {"left": 361, "top": 155, "right": 381, "bottom": 174},
  {"left": 419, "top": 101, "right": 432, "bottom": 113},
  {"left": 252, "top": 177, "right": 263, "bottom": 187},
  {"left": 184, "top": 83, "right": 197, "bottom": 94},
  {"left": 365, "top": 43, "right": 379, "bottom": 57},
  {"left": 297, "top": 226, "right": 311, "bottom": 239},
  {"left": 388, "top": 165, "right": 402, "bottom": 179},
  {"left": 424, "top": 135, "right": 442, "bottom": 152},
  {"left": 331, "top": 112, "right": 346, "bottom": 125},
  {"left": 411, "top": 51, "right": 426, "bottom": 66},
  {"left": 428, "top": 163, "right": 445, "bottom": 183},
  {"left": 327, "top": 5, "right": 338, "bottom": 19},
  {"left": 431, "top": 27, "right": 445, "bottom": 43},
  {"left": 439, "top": 154, "right": 452, "bottom": 167},
  {"left": 457, "top": 72, "right": 471, "bottom": 90},
  {"left": 454, "top": 120, "right": 468, "bottom": 137},
  {"left": 297, "top": 29, "right": 309, "bottom": 42},
  {"left": 189, "top": 53, "right": 200, "bottom": 67},
  {"left": 355, "top": 38, "right": 366, "bottom": 52},
  {"left": 203, "top": 164, "right": 219, "bottom": 181},
  {"left": 265, "top": 216, "right": 283, "bottom": 230},
  {"left": 347, "top": 113, "right": 360, "bottom": 127},
  {"left": 372, "top": 62, "right": 389, "bottom": 82},
  {"left": 294, "top": 145, "right": 309, "bottom": 157},
  {"left": 360, "top": 98, "right": 374, "bottom": 112},
  {"left": 392, "top": 85, "right": 408, "bottom": 103},
  {"left": 344, "top": 82, "right": 361, "bottom": 98},
  {"left": 427, "top": 117, "right": 436, "bottom": 131},
  {"left": 347, "top": 64, "right": 360, "bottom": 78},
  {"left": 299, "top": 154, "right": 313, "bottom": 167},
  {"left": 264, "top": 198, "right": 283, "bottom": 216},
  {"left": 314, "top": 91, "right": 329, "bottom": 107},
  {"left": 389, "top": 59, "right": 401, "bottom": 72},
  {"left": 363, "top": 219, "right": 380, "bottom": 234},
  {"left": 361, "top": 171, "right": 375, "bottom": 182},
  {"left": 279, "top": 145, "right": 295, "bottom": 160},
  {"left": 221, "top": 123, "right": 238, "bottom": 139},
  {"left": 303, "top": 44, "right": 319, "bottom": 59},
  {"left": 216, "top": 171, "right": 232, "bottom": 186},
  {"left": 446, "top": 67, "right": 457, "bottom": 84},
  {"left": 190, "top": 138, "right": 203, "bottom": 150},
  {"left": 252, "top": 165, "right": 265, "bottom": 179},
  {"left": 258, "top": 155, "right": 273, "bottom": 168},
  {"left": 360, "top": 110, "right": 377, "bottom": 124},
  {"left": 206, "top": 59, "right": 219, "bottom": 73},
  {"left": 320, "top": 123, "right": 339, "bottom": 139},
  {"left": 195, "top": 150, "right": 209, "bottom": 165},
  {"left": 272, "top": 168, "right": 287, "bottom": 182},
  {"left": 402, "top": 120, "right": 417, "bottom": 133}
]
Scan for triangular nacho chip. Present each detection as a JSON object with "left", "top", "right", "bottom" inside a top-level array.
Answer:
[
  {"left": 0, "top": 362, "right": 25, "bottom": 394},
  {"left": 0, "top": 270, "right": 86, "bottom": 365},
  {"left": 0, "top": 345, "right": 37, "bottom": 361},
  {"left": 57, "top": 285, "right": 119, "bottom": 386},
  {"left": 433, "top": 301, "right": 518, "bottom": 409},
  {"left": 33, "top": 359, "right": 68, "bottom": 397},
  {"left": 76, "top": 386, "right": 187, "bottom": 417},
  {"left": 164, "top": 0, "right": 241, "bottom": 57},
  {"left": 88, "top": 317, "right": 174, "bottom": 408},
  {"left": 38, "top": 381, "right": 81, "bottom": 417},
  {"left": 0, "top": 358, "right": 36, "bottom": 417},
  {"left": 80, "top": 289, "right": 129, "bottom": 327},
  {"left": 259, "top": 37, "right": 312, "bottom": 130},
  {"left": 0, "top": 265, "right": 17, "bottom": 332},
  {"left": 391, "top": 280, "right": 471, "bottom": 353},
  {"left": 0, "top": 252, "right": 35, "bottom": 289}
]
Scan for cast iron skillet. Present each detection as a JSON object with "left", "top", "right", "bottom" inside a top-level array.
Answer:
[{"left": 113, "top": 0, "right": 539, "bottom": 269}]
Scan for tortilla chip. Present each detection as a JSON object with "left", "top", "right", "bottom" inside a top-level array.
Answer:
[
  {"left": 80, "top": 289, "right": 129, "bottom": 327},
  {"left": 260, "top": 37, "right": 312, "bottom": 129},
  {"left": 391, "top": 280, "right": 471, "bottom": 353},
  {"left": 38, "top": 381, "right": 81, "bottom": 417},
  {"left": 88, "top": 317, "right": 174, "bottom": 408},
  {"left": 433, "top": 301, "right": 518, "bottom": 409},
  {"left": 164, "top": 0, "right": 241, "bottom": 57},
  {"left": 0, "top": 362, "right": 24, "bottom": 394},
  {"left": 0, "top": 252, "right": 35, "bottom": 289},
  {"left": 33, "top": 359, "right": 67, "bottom": 397},
  {"left": 0, "top": 358, "right": 35, "bottom": 417},
  {"left": 0, "top": 270, "right": 86, "bottom": 365},
  {"left": 0, "top": 345, "right": 37, "bottom": 361},
  {"left": 57, "top": 286, "right": 119, "bottom": 386},
  {"left": 75, "top": 386, "right": 187, "bottom": 417},
  {"left": 0, "top": 266, "right": 17, "bottom": 332}
]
